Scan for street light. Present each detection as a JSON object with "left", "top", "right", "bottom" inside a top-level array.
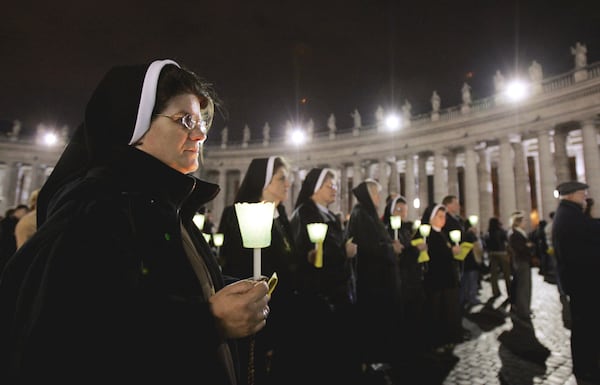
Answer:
[
  {"left": 385, "top": 113, "right": 401, "bottom": 130},
  {"left": 505, "top": 79, "right": 529, "bottom": 102}
]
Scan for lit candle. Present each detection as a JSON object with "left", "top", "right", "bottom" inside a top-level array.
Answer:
[
  {"left": 449, "top": 229, "right": 461, "bottom": 245},
  {"left": 390, "top": 215, "right": 402, "bottom": 240},
  {"left": 468, "top": 214, "right": 479, "bottom": 227},
  {"left": 212, "top": 232, "right": 224, "bottom": 259},
  {"left": 419, "top": 224, "right": 431, "bottom": 240},
  {"left": 193, "top": 213, "right": 205, "bottom": 230},
  {"left": 306, "top": 223, "right": 328, "bottom": 268},
  {"left": 202, "top": 232, "right": 211, "bottom": 244},
  {"left": 235, "top": 202, "right": 275, "bottom": 279}
]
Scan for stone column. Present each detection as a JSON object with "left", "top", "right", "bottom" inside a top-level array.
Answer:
[
  {"left": 433, "top": 150, "right": 446, "bottom": 204},
  {"left": 405, "top": 154, "right": 417, "bottom": 220},
  {"left": 446, "top": 151, "right": 459, "bottom": 198},
  {"left": 417, "top": 153, "right": 429, "bottom": 210},
  {"left": 476, "top": 145, "right": 493, "bottom": 226},
  {"left": 553, "top": 128, "right": 571, "bottom": 184},
  {"left": 498, "top": 137, "right": 517, "bottom": 224},
  {"left": 352, "top": 161, "right": 363, "bottom": 206},
  {"left": 378, "top": 158, "right": 389, "bottom": 216},
  {"left": 463, "top": 144, "right": 480, "bottom": 221},
  {"left": 3, "top": 162, "right": 20, "bottom": 209},
  {"left": 213, "top": 169, "right": 227, "bottom": 225},
  {"left": 537, "top": 129, "right": 557, "bottom": 221},
  {"left": 389, "top": 157, "right": 400, "bottom": 196},
  {"left": 512, "top": 138, "right": 532, "bottom": 228},
  {"left": 581, "top": 119, "right": 600, "bottom": 217},
  {"left": 339, "top": 164, "right": 349, "bottom": 218}
]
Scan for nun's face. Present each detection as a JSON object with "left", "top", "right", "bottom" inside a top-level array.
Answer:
[
  {"left": 136, "top": 93, "right": 206, "bottom": 174},
  {"left": 430, "top": 209, "right": 446, "bottom": 228},
  {"left": 393, "top": 202, "right": 407, "bottom": 219},
  {"left": 313, "top": 176, "right": 337, "bottom": 206},
  {"left": 263, "top": 166, "right": 290, "bottom": 204}
]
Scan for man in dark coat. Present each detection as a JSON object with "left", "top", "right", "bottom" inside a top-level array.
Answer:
[
  {"left": 552, "top": 181, "right": 600, "bottom": 383},
  {"left": 0, "top": 60, "right": 270, "bottom": 385},
  {"left": 346, "top": 179, "right": 402, "bottom": 365}
]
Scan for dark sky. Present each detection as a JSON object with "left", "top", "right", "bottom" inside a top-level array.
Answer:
[{"left": 2, "top": 0, "right": 600, "bottom": 141}]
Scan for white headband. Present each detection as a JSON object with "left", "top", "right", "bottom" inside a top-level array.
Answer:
[
  {"left": 430, "top": 204, "right": 445, "bottom": 222},
  {"left": 263, "top": 156, "right": 277, "bottom": 189},
  {"left": 129, "top": 59, "right": 180, "bottom": 145},
  {"left": 314, "top": 168, "right": 334, "bottom": 193},
  {"left": 389, "top": 196, "right": 400, "bottom": 216}
]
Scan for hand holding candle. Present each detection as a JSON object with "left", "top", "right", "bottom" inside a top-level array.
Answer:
[
  {"left": 307, "top": 223, "right": 328, "bottom": 268},
  {"left": 390, "top": 215, "right": 401, "bottom": 240},
  {"left": 417, "top": 224, "right": 431, "bottom": 263},
  {"left": 235, "top": 202, "right": 275, "bottom": 279},
  {"left": 449, "top": 229, "right": 461, "bottom": 245}
]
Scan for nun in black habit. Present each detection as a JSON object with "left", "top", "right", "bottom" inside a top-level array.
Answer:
[
  {"left": 417, "top": 204, "right": 462, "bottom": 354},
  {"left": 287, "top": 168, "right": 361, "bottom": 385},
  {"left": 218, "top": 156, "right": 297, "bottom": 385},
  {"left": 0, "top": 60, "right": 270, "bottom": 385},
  {"left": 345, "top": 179, "right": 402, "bottom": 365}
]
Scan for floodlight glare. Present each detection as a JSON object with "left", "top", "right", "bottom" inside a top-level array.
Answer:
[
  {"left": 385, "top": 114, "right": 401, "bottom": 130},
  {"left": 505, "top": 80, "right": 528, "bottom": 102}
]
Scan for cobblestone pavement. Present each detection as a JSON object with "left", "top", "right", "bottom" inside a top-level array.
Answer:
[{"left": 390, "top": 268, "right": 577, "bottom": 385}]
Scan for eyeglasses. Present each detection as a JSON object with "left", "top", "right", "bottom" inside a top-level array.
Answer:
[
  {"left": 155, "top": 113, "right": 208, "bottom": 134},
  {"left": 325, "top": 183, "right": 338, "bottom": 191}
]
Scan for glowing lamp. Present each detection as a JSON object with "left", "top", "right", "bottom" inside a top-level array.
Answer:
[
  {"left": 202, "top": 233, "right": 211, "bottom": 243},
  {"left": 413, "top": 219, "right": 421, "bottom": 231},
  {"left": 193, "top": 213, "right": 205, "bottom": 230},
  {"left": 468, "top": 215, "right": 479, "bottom": 227},
  {"left": 390, "top": 215, "right": 402, "bottom": 240},
  {"left": 213, "top": 233, "right": 224, "bottom": 247},
  {"left": 235, "top": 202, "right": 275, "bottom": 279},
  {"left": 449, "top": 229, "right": 461, "bottom": 245},
  {"left": 307, "top": 223, "right": 328, "bottom": 268},
  {"left": 419, "top": 224, "right": 431, "bottom": 239}
]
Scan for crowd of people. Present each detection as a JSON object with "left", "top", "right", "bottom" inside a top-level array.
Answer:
[{"left": 0, "top": 59, "right": 598, "bottom": 385}]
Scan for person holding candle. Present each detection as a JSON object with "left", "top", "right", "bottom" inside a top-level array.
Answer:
[
  {"left": 416, "top": 204, "right": 462, "bottom": 357},
  {"left": 0, "top": 60, "right": 271, "bottom": 385},
  {"left": 289, "top": 168, "right": 360, "bottom": 385},
  {"left": 382, "top": 195, "right": 428, "bottom": 376},
  {"left": 218, "top": 155, "right": 296, "bottom": 385},
  {"left": 346, "top": 179, "right": 402, "bottom": 368}
]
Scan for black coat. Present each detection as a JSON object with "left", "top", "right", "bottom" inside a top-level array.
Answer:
[
  {"left": 290, "top": 200, "right": 354, "bottom": 306},
  {"left": 552, "top": 199, "right": 600, "bottom": 297},
  {"left": 0, "top": 148, "right": 235, "bottom": 384},
  {"left": 421, "top": 229, "right": 460, "bottom": 291}
]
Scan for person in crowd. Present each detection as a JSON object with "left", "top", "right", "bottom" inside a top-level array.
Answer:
[
  {"left": 346, "top": 179, "right": 402, "bottom": 367},
  {"left": 382, "top": 195, "right": 428, "bottom": 375},
  {"left": 459, "top": 219, "right": 484, "bottom": 310},
  {"left": 0, "top": 59, "right": 270, "bottom": 385},
  {"left": 201, "top": 207, "right": 216, "bottom": 234},
  {"left": 507, "top": 211, "right": 534, "bottom": 321},
  {"left": 484, "top": 217, "right": 511, "bottom": 301},
  {"left": 289, "top": 167, "right": 360, "bottom": 385},
  {"left": 218, "top": 155, "right": 296, "bottom": 385},
  {"left": 0, "top": 204, "right": 29, "bottom": 271},
  {"left": 416, "top": 204, "right": 462, "bottom": 356},
  {"left": 552, "top": 181, "right": 600, "bottom": 383},
  {"left": 15, "top": 189, "right": 40, "bottom": 249}
]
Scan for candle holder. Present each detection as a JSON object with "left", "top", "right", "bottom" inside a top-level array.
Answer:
[
  {"left": 417, "top": 224, "right": 431, "bottom": 264},
  {"left": 193, "top": 213, "right": 205, "bottom": 230},
  {"left": 235, "top": 202, "right": 275, "bottom": 279},
  {"left": 213, "top": 232, "right": 224, "bottom": 257},
  {"left": 390, "top": 215, "right": 402, "bottom": 240},
  {"left": 306, "top": 223, "right": 328, "bottom": 268},
  {"left": 449, "top": 229, "right": 461, "bottom": 245},
  {"left": 202, "top": 232, "right": 212, "bottom": 244},
  {"left": 468, "top": 214, "right": 479, "bottom": 227}
]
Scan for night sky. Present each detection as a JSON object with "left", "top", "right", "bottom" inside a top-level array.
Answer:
[{"left": 2, "top": 0, "right": 600, "bottom": 142}]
